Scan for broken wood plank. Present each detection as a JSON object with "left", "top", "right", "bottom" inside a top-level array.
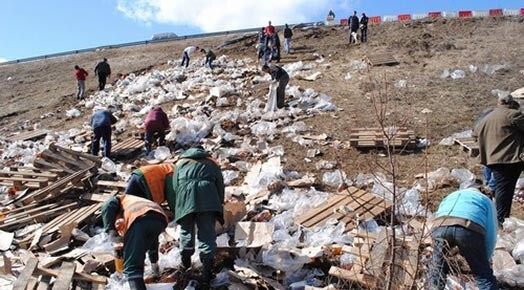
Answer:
[
  {"left": 7, "top": 129, "right": 49, "bottom": 142},
  {"left": 328, "top": 266, "right": 377, "bottom": 288},
  {"left": 35, "top": 266, "right": 107, "bottom": 284},
  {"left": 51, "top": 262, "right": 76, "bottom": 290},
  {"left": 364, "top": 54, "right": 399, "bottom": 66},
  {"left": 12, "top": 258, "right": 38, "bottom": 290}
]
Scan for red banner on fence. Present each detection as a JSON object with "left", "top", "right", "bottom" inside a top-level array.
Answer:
[
  {"left": 340, "top": 18, "right": 348, "bottom": 26},
  {"left": 521, "top": 8, "right": 524, "bottom": 15},
  {"left": 489, "top": 9, "right": 503, "bottom": 16},
  {"left": 369, "top": 16, "right": 382, "bottom": 24},
  {"left": 428, "top": 12, "right": 442, "bottom": 18},
  {"left": 459, "top": 11, "right": 473, "bottom": 18},
  {"left": 398, "top": 14, "right": 411, "bottom": 22}
]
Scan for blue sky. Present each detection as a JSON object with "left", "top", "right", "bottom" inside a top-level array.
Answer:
[{"left": 0, "top": 0, "right": 520, "bottom": 61}]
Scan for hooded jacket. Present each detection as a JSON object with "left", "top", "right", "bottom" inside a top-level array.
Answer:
[{"left": 169, "top": 148, "right": 224, "bottom": 223}]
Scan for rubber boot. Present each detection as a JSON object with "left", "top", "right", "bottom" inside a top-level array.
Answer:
[
  {"left": 181, "top": 253, "right": 192, "bottom": 272},
  {"left": 128, "top": 278, "right": 147, "bottom": 290},
  {"left": 201, "top": 258, "right": 214, "bottom": 285}
]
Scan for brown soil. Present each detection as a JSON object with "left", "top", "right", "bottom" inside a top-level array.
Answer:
[{"left": 1, "top": 16, "right": 523, "bottom": 217}]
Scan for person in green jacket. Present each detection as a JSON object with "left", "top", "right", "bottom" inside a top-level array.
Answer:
[{"left": 168, "top": 147, "right": 224, "bottom": 284}]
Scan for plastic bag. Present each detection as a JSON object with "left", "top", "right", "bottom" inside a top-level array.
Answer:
[
  {"left": 440, "top": 69, "right": 450, "bottom": 79},
  {"left": 394, "top": 80, "right": 407, "bottom": 88},
  {"left": 450, "top": 168, "right": 476, "bottom": 188},
  {"left": 101, "top": 157, "right": 117, "bottom": 173},
  {"left": 512, "top": 239, "right": 524, "bottom": 263},
  {"left": 468, "top": 65, "right": 478, "bottom": 73},
  {"left": 450, "top": 70, "right": 465, "bottom": 79},
  {"left": 222, "top": 170, "right": 240, "bottom": 185},
  {"left": 265, "top": 82, "right": 279, "bottom": 113},
  {"left": 82, "top": 232, "right": 113, "bottom": 255},
  {"left": 494, "top": 265, "right": 524, "bottom": 288},
  {"left": 322, "top": 170, "right": 345, "bottom": 187},
  {"left": 210, "top": 269, "right": 231, "bottom": 288},
  {"left": 66, "top": 108, "right": 82, "bottom": 118},
  {"left": 262, "top": 244, "right": 311, "bottom": 274},
  {"left": 153, "top": 146, "right": 171, "bottom": 160}
]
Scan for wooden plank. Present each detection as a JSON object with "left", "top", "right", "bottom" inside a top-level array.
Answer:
[
  {"left": 0, "top": 203, "right": 78, "bottom": 231},
  {"left": 51, "top": 262, "right": 76, "bottom": 290},
  {"left": 33, "top": 159, "right": 76, "bottom": 175},
  {"left": 329, "top": 266, "right": 377, "bottom": 288},
  {"left": 49, "top": 144, "right": 101, "bottom": 165},
  {"left": 0, "top": 170, "right": 57, "bottom": 179},
  {"left": 36, "top": 276, "right": 52, "bottom": 290},
  {"left": 7, "top": 130, "right": 49, "bottom": 142},
  {"left": 35, "top": 266, "right": 107, "bottom": 284},
  {"left": 12, "top": 258, "right": 38, "bottom": 290},
  {"left": 40, "top": 150, "right": 90, "bottom": 170}
]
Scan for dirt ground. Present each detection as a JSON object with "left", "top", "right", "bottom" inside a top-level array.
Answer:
[{"left": 1, "top": 16, "right": 523, "bottom": 217}]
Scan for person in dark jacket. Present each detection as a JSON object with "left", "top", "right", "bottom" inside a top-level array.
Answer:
[
  {"left": 168, "top": 148, "right": 224, "bottom": 284},
  {"left": 473, "top": 94, "right": 524, "bottom": 224},
  {"left": 201, "top": 48, "right": 217, "bottom": 69},
  {"left": 257, "top": 27, "right": 266, "bottom": 62},
  {"left": 360, "top": 13, "right": 369, "bottom": 43},
  {"left": 271, "top": 33, "right": 281, "bottom": 62},
  {"left": 349, "top": 11, "right": 360, "bottom": 44},
  {"left": 91, "top": 109, "right": 117, "bottom": 157},
  {"left": 144, "top": 107, "right": 170, "bottom": 154},
  {"left": 74, "top": 65, "right": 89, "bottom": 100},
  {"left": 262, "top": 64, "right": 289, "bottom": 109},
  {"left": 283, "top": 24, "right": 293, "bottom": 54},
  {"left": 94, "top": 58, "right": 111, "bottom": 91},
  {"left": 102, "top": 194, "right": 168, "bottom": 290}
]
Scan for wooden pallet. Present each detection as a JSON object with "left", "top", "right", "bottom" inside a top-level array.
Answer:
[
  {"left": 0, "top": 169, "right": 58, "bottom": 190},
  {"left": 19, "top": 166, "right": 96, "bottom": 205},
  {"left": 294, "top": 187, "right": 393, "bottom": 233},
  {"left": 18, "top": 202, "right": 105, "bottom": 249},
  {"left": 349, "top": 127, "right": 416, "bottom": 150},
  {"left": 12, "top": 258, "right": 106, "bottom": 290},
  {"left": 364, "top": 54, "right": 399, "bottom": 66},
  {"left": 0, "top": 202, "right": 79, "bottom": 231},
  {"left": 112, "top": 137, "right": 144, "bottom": 158},
  {"left": 453, "top": 137, "right": 479, "bottom": 157},
  {"left": 34, "top": 143, "right": 101, "bottom": 174},
  {"left": 6, "top": 129, "right": 49, "bottom": 142}
]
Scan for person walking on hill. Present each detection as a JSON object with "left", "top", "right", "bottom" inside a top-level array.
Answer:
[
  {"left": 429, "top": 187, "right": 498, "bottom": 290},
  {"left": 283, "top": 24, "right": 293, "bottom": 54},
  {"left": 265, "top": 20, "right": 276, "bottom": 36},
  {"left": 473, "top": 94, "right": 524, "bottom": 225},
  {"left": 181, "top": 46, "right": 199, "bottom": 68},
  {"left": 168, "top": 147, "right": 224, "bottom": 285},
  {"left": 102, "top": 194, "right": 168, "bottom": 290},
  {"left": 262, "top": 64, "right": 289, "bottom": 109},
  {"left": 94, "top": 58, "right": 111, "bottom": 91},
  {"left": 360, "top": 12, "right": 369, "bottom": 43},
  {"left": 201, "top": 48, "right": 216, "bottom": 69},
  {"left": 74, "top": 65, "right": 89, "bottom": 100},
  {"left": 348, "top": 11, "right": 360, "bottom": 44},
  {"left": 91, "top": 108, "right": 117, "bottom": 158},
  {"left": 144, "top": 107, "right": 170, "bottom": 154},
  {"left": 125, "top": 163, "right": 175, "bottom": 204},
  {"left": 257, "top": 27, "right": 267, "bottom": 62}
]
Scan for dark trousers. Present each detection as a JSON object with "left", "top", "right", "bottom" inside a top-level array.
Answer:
[
  {"left": 98, "top": 73, "right": 108, "bottom": 91},
  {"left": 429, "top": 226, "right": 498, "bottom": 290},
  {"left": 276, "top": 74, "right": 289, "bottom": 109},
  {"left": 488, "top": 162, "right": 524, "bottom": 223},
  {"left": 124, "top": 174, "right": 150, "bottom": 200},
  {"left": 361, "top": 27, "right": 367, "bottom": 42},
  {"left": 124, "top": 213, "right": 166, "bottom": 280},
  {"left": 144, "top": 129, "right": 166, "bottom": 154},
  {"left": 91, "top": 126, "right": 112, "bottom": 157},
  {"left": 206, "top": 56, "right": 216, "bottom": 69},
  {"left": 179, "top": 212, "right": 217, "bottom": 263},
  {"left": 181, "top": 52, "right": 190, "bottom": 67}
]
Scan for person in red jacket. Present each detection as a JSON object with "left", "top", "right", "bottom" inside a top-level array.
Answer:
[
  {"left": 74, "top": 65, "right": 89, "bottom": 100},
  {"left": 265, "top": 20, "right": 276, "bottom": 36},
  {"left": 144, "top": 107, "right": 170, "bottom": 154}
]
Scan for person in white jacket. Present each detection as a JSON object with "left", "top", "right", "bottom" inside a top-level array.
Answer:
[{"left": 181, "top": 46, "right": 199, "bottom": 67}]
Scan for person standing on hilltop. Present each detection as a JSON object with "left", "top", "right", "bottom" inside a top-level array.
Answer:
[
  {"left": 283, "top": 24, "right": 293, "bottom": 54},
  {"left": 348, "top": 11, "right": 360, "bottom": 44},
  {"left": 74, "top": 65, "right": 89, "bottom": 100},
  {"left": 94, "top": 58, "right": 111, "bottom": 91},
  {"left": 180, "top": 46, "right": 199, "bottom": 68},
  {"left": 360, "top": 12, "right": 369, "bottom": 43}
]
